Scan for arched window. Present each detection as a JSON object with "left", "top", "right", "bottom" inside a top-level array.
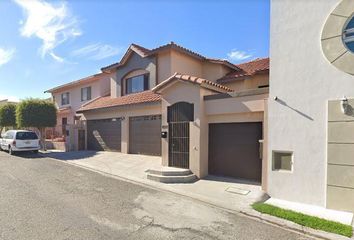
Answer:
[{"left": 167, "top": 102, "right": 194, "bottom": 123}]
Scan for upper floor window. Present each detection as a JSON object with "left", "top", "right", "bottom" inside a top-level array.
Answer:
[
  {"left": 61, "top": 92, "right": 70, "bottom": 105},
  {"left": 343, "top": 16, "right": 354, "bottom": 53},
  {"left": 126, "top": 74, "right": 149, "bottom": 94},
  {"left": 81, "top": 86, "right": 92, "bottom": 101}
]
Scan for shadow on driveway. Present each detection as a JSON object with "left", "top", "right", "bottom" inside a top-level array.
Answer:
[{"left": 40, "top": 151, "right": 99, "bottom": 161}]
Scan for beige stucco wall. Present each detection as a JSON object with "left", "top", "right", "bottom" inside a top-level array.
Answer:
[
  {"left": 52, "top": 74, "right": 111, "bottom": 124},
  {"left": 224, "top": 74, "right": 269, "bottom": 92},
  {"left": 157, "top": 51, "right": 172, "bottom": 83},
  {"left": 327, "top": 98, "right": 354, "bottom": 212},
  {"left": 202, "top": 62, "right": 230, "bottom": 82},
  {"left": 205, "top": 94, "right": 268, "bottom": 115},
  {"left": 157, "top": 49, "right": 234, "bottom": 84},
  {"left": 81, "top": 103, "right": 161, "bottom": 154},
  {"left": 170, "top": 50, "right": 203, "bottom": 78}
]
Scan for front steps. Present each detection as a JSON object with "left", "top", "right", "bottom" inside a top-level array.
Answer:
[{"left": 146, "top": 167, "right": 197, "bottom": 183}]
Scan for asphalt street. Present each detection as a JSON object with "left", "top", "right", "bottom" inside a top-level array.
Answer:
[{"left": 0, "top": 151, "right": 313, "bottom": 240}]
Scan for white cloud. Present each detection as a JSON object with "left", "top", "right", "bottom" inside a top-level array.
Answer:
[
  {"left": 227, "top": 49, "right": 252, "bottom": 61},
  {"left": 0, "top": 95, "right": 20, "bottom": 103},
  {"left": 71, "top": 43, "right": 123, "bottom": 60},
  {"left": 14, "top": 0, "right": 82, "bottom": 62},
  {"left": 0, "top": 48, "right": 15, "bottom": 66}
]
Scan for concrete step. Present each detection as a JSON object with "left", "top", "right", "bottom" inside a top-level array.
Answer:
[
  {"left": 147, "top": 168, "right": 192, "bottom": 176},
  {"left": 147, "top": 173, "right": 197, "bottom": 184}
]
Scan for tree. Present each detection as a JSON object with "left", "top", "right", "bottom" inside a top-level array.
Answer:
[
  {"left": 16, "top": 99, "right": 57, "bottom": 150},
  {"left": 0, "top": 103, "right": 17, "bottom": 133}
]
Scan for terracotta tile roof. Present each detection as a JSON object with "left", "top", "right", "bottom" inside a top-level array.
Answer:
[
  {"left": 101, "top": 42, "right": 240, "bottom": 72},
  {"left": 152, "top": 73, "right": 233, "bottom": 93},
  {"left": 45, "top": 72, "right": 109, "bottom": 93},
  {"left": 216, "top": 58, "right": 269, "bottom": 83},
  {"left": 77, "top": 90, "right": 161, "bottom": 112}
]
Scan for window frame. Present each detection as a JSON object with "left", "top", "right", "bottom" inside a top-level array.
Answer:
[
  {"left": 125, "top": 73, "right": 149, "bottom": 95},
  {"left": 61, "top": 92, "right": 70, "bottom": 106},
  {"left": 81, "top": 86, "right": 92, "bottom": 102}
]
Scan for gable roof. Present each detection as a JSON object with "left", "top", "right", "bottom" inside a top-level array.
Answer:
[
  {"left": 152, "top": 72, "right": 233, "bottom": 94},
  {"left": 76, "top": 90, "right": 161, "bottom": 113},
  {"left": 101, "top": 42, "right": 241, "bottom": 72},
  {"left": 216, "top": 58, "right": 269, "bottom": 83},
  {"left": 45, "top": 72, "right": 109, "bottom": 93}
]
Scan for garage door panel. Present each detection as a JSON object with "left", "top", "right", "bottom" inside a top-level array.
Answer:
[
  {"left": 87, "top": 119, "right": 121, "bottom": 152},
  {"left": 209, "top": 122, "right": 262, "bottom": 182},
  {"left": 129, "top": 115, "right": 161, "bottom": 156}
]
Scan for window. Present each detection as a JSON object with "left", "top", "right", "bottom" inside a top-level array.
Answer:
[
  {"left": 126, "top": 74, "right": 149, "bottom": 94},
  {"left": 343, "top": 16, "right": 354, "bottom": 53},
  {"left": 61, "top": 92, "right": 70, "bottom": 105},
  {"left": 81, "top": 86, "right": 92, "bottom": 101},
  {"left": 272, "top": 151, "right": 293, "bottom": 171},
  {"left": 16, "top": 132, "right": 38, "bottom": 140}
]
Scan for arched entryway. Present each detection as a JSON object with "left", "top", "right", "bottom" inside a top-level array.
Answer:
[{"left": 167, "top": 102, "right": 194, "bottom": 168}]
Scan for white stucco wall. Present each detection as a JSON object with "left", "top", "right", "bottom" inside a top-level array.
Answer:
[{"left": 269, "top": 0, "right": 354, "bottom": 207}]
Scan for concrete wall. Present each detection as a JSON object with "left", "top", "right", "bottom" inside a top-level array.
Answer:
[
  {"left": 81, "top": 103, "right": 161, "bottom": 154},
  {"left": 269, "top": 0, "right": 354, "bottom": 207},
  {"left": 327, "top": 99, "right": 354, "bottom": 212}
]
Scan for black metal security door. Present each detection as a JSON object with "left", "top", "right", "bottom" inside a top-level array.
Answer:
[{"left": 168, "top": 102, "right": 194, "bottom": 169}]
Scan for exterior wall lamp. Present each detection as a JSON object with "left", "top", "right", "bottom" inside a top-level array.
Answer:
[{"left": 341, "top": 96, "right": 349, "bottom": 114}]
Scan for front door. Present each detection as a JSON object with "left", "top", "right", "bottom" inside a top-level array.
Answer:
[
  {"left": 78, "top": 130, "right": 85, "bottom": 151},
  {"left": 62, "top": 117, "right": 67, "bottom": 136},
  {"left": 167, "top": 102, "right": 194, "bottom": 169}
]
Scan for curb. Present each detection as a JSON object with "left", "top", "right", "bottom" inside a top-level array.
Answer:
[{"left": 41, "top": 154, "right": 352, "bottom": 240}]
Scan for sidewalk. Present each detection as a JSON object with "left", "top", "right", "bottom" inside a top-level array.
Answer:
[{"left": 41, "top": 150, "right": 353, "bottom": 240}]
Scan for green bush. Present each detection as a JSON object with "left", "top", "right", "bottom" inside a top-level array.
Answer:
[
  {"left": 16, "top": 99, "right": 57, "bottom": 128},
  {"left": 0, "top": 103, "right": 16, "bottom": 128}
]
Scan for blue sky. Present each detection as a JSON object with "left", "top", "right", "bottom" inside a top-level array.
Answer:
[{"left": 0, "top": 0, "right": 270, "bottom": 101}]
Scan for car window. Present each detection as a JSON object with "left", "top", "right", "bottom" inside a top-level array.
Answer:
[
  {"left": 16, "top": 132, "right": 38, "bottom": 140},
  {"left": 6, "top": 132, "right": 13, "bottom": 139}
]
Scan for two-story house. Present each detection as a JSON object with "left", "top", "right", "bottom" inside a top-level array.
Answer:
[
  {"left": 45, "top": 72, "right": 111, "bottom": 150},
  {"left": 71, "top": 42, "right": 269, "bottom": 189}
]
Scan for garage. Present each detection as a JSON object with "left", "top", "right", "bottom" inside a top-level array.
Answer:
[
  {"left": 87, "top": 118, "right": 121, "bottom": 151},
  {"left": 208, "top": 122, "right": 262, "bottom": 182},
  {"left": 129, "top": 115, "right": 161, "bottom": 156}
]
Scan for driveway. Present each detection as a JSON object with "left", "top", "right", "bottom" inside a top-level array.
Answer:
[
  {"left": 0, "top": 151, "right": 312, "bottom": 240},
  {"left": 42, "top": 151, "right": 267, "bottom": 214}
]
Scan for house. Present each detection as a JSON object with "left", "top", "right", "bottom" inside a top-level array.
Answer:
[
  {"left": 45, "top": 72, "right": 112, "bottom": 150},
  {"left": 70, "top": 42, "right": 269, "bottom": 187},
  {"left": 269, "top": 0, "right": 354, "bottom": 214}
]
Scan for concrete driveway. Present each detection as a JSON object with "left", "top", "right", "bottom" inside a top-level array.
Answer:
[{"left": 42, "top": 151, "right": 267, "bottom": 215}]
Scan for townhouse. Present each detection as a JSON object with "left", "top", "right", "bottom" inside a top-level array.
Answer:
[
  {"left": 47, "top": 41, "right": 269, "bottom": 188},
  {"left": 45, "top": 72, "right": 112, "bottom": 150}
]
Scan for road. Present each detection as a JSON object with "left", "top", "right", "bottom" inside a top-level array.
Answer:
[{"left": 0, "top": 151, "right": 313, "bottom": 240}]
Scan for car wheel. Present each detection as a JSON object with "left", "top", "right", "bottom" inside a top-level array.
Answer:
[{"left": 8, "top": 146, "right": 14, "bottom": 155}]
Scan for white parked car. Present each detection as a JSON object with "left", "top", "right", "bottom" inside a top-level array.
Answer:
[{"left": 1, "top": 130, "right": 40, "bottom": 155}]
